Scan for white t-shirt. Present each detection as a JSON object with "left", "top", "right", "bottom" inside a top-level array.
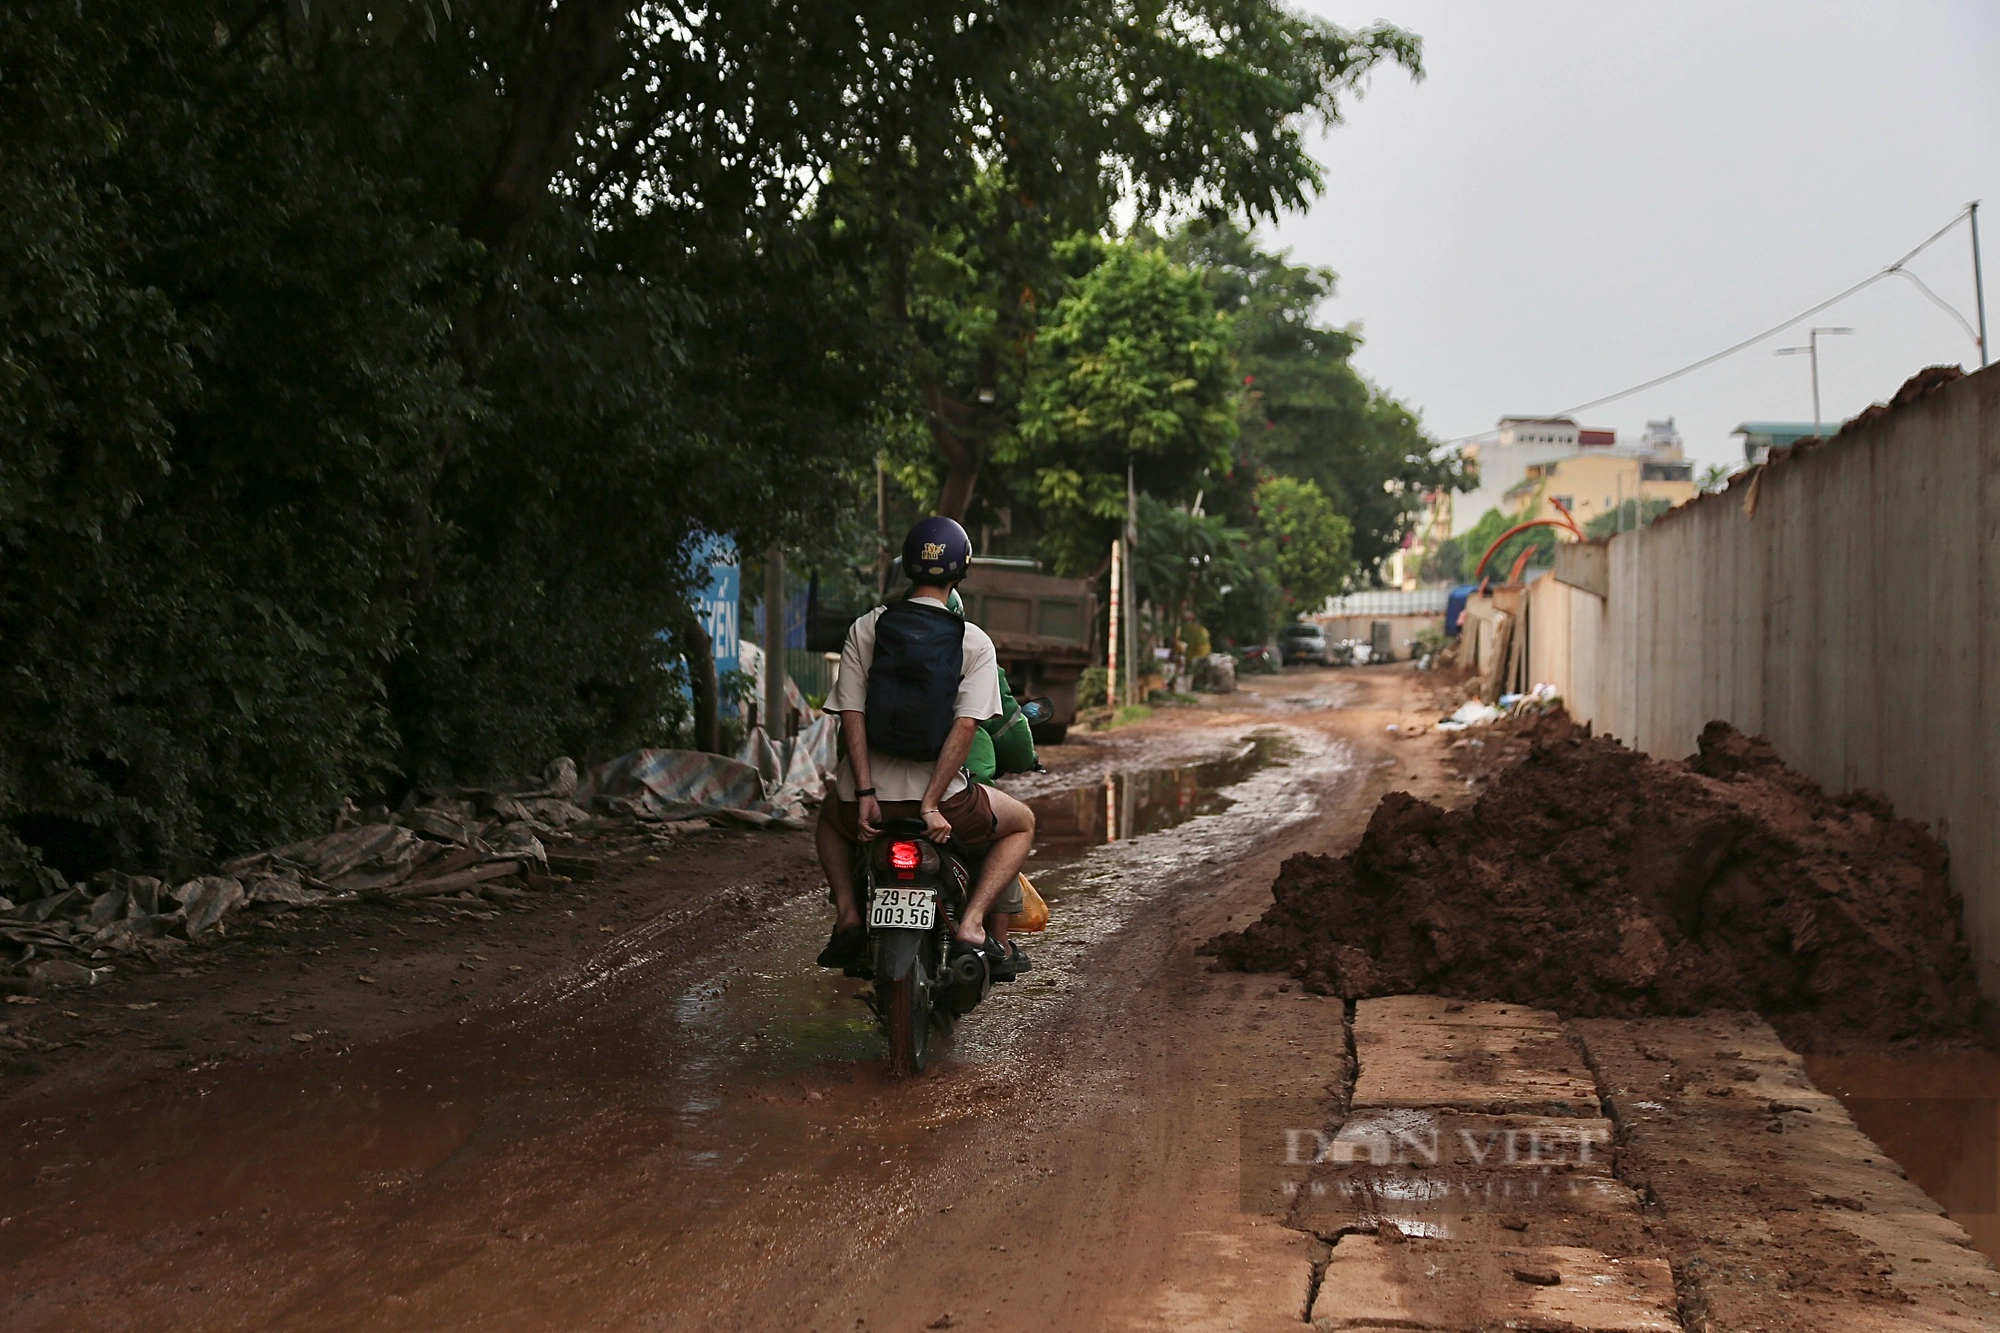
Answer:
[{"left": 827, "top": 595, "right": 1001, "bottom": 803}]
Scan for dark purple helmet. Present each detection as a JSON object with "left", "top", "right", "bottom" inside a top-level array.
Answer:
[{"left": 900, "top": 516, "right": 972, "bottom": 584}]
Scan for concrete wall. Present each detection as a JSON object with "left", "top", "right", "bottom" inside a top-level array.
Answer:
[
  {"left": 1520, "top": 364, "right": 2000, "bottom": 995},
  {"left": 1315, "top": 613, "right": 1443, "bottom": 660}
]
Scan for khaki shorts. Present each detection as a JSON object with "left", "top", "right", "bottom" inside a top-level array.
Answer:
[{"left": 822, "top": 784, "right": 1024, "bottom": 915}]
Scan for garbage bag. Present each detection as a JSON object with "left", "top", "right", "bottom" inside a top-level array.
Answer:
[{"left": 1011, "top": 874, "right": 1049, "bottom": 932}]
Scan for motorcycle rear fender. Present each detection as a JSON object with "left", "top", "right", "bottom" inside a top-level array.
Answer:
[{"left": 875, "top": 927, "right": 927, "bottom": 982}]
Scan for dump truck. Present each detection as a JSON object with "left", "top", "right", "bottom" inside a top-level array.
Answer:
[{"left": 957, "top": 558, "right": 1097, "bottom": 743}]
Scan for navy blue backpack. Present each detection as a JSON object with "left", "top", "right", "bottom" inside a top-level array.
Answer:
[{"left": 864, "top": 599, "right": 965, "bottom": 760}]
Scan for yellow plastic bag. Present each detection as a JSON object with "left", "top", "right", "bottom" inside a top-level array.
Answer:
[{"left": 1011, "top": 873, "right": 1049, "bottom": 932}]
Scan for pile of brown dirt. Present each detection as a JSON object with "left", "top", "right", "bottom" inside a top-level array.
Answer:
[{"left": 1205, "top": 718, "right": 1979, "bottom": 1047}]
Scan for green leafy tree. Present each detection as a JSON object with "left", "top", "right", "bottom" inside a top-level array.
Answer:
[
  {"left": 838, "top": 5, "right": 1423, "bottom": 521},
  {"left": 1457, "top": 507, "right": 1558, "bottom": 581},
  {"left": 0, "top": 2, "right": 936, "bottom": 879},
  {"left": 1168, "top": 219, "right": 1469, "bottom": 582},
  {"left": 1252, "top": 476, "right": 1354, "bottom": 614},
  {"left": 1000, "top": 240, "right": 1239, "bottom": 574},
  {"left": 1583, "top": 497, "right": 1675, "bottom": 539},
  {"left": 1130, "top": 495, "right": 1251, "bottom": 659}
]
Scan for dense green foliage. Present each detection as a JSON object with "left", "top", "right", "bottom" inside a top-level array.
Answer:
[
  {"left": 1000, "top": 240, "right": 1239, "bottom": 575},
  {"left": 846, "top": 11, "right": 1423, "bottom": 521},
  {"left": 1583, "top": 497, "right": 1676, "bottom": 539},
  {"left": 1251, "top": 476, "right": 1352, "bottom": 614},
  {"left": 1, "top": 2, "right": 1421, "bottom": 888},
  {"left": 1, "top": 2, "right": 898, "bottom": 884},
  {"left": 1172, "top": 220, "right": 1467, "bottom": 584},
  {"left": 1453, "top": 507, "right": 1559, "bottom": 581},
  {"left": 1128, "top": 495, "right": 1251, "bottom": 656}
]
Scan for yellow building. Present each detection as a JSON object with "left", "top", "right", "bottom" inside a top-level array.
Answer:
[{"left": 1503, "top": 452, "right": 1697, "bottom": 529}]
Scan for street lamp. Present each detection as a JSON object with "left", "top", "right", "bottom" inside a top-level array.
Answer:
[{"left": 1774, "top": 326, "right": 1854, "bottom": 439}]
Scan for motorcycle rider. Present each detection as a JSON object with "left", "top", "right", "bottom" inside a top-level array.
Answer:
[{"left": 814, "top": 517, "right": 1036, "bottom": 979}]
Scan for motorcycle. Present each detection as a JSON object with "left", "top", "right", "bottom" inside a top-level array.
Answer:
[
  {"left": 1237, "top": 644, "right": 1280, "bottom": 675},
  {"left": 847, "top": 697, "right": 1053, "bottom": 1075}
]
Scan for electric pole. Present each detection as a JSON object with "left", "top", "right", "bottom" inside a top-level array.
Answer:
[
  {"left": 1972, "top": 200, "right": 1989, "bottom": 368},
  {"left": 1124, "top": 461, "right": 1138, "bottom": 707}
]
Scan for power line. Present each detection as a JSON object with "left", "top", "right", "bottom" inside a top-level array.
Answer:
[
  {"left": 1551, "top": 206, "right": 1971, "bottom": 418},
  {"left": 1431, "top": 206, "right": 1976, "bottom": 444},
  {"left": 1892, "top": 268, "right": 1981, "bottom": 348}
]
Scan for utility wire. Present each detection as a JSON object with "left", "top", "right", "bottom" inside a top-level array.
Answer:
[
  {"left": 1550, "top": 271, "right": 1894, "bottom": 417},
  {"left": 1433, "top": 206, "right": 1976, "bottom": 443},
  {"left": 1891, "top": 268, "right": 1982, "bottom": 348}
]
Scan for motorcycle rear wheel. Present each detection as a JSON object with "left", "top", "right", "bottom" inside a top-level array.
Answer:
[{"left": 881, "top": 955, "right": 932, "bottom": 1076}]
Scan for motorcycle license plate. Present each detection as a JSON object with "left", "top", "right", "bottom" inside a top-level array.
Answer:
[{"left": 869, "top": 887, "right": 935, "bottom": 930}]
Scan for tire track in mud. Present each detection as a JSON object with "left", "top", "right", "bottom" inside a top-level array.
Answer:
[
  {"left": 956, "top": 724, "right": 1352, "bottom": 1070},
  {"left": 504, "top": 720, "right": 1353, "bottom": 1070}
]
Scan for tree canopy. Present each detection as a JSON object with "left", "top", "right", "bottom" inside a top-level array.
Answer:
[
  {"left": 1252, "top": 476, "right": 1353, "bottom": 615},
  {"left": 0, "top": 1, "right": 1424, "bottom": 889},
  {"left": 998, "top": 239, "right": 1239, "bottom": 575},
  {"left": 1454, "top": 507, "right": 1560, "bottom": 582},
  {"left": 1170, "top": 218, "right": 1467, "bottom": 583}
]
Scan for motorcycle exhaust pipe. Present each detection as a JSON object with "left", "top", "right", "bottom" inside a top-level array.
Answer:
[{"left": 939, "top": 950, "right": 988, "bottom": 1014}]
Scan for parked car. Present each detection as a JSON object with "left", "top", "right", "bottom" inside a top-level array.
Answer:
[{"left": 1278, "top": 622, "right": 1332, "bottom": 666}]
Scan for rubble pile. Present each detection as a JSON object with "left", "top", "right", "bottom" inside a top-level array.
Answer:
[
  {"left": 0, "top": 758, "right": 629, "bottom": 990},
  {"left": 1206, "top": 719, "right": 1980, "bottom": 1046}
]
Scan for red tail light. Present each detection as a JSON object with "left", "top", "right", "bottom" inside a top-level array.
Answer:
[{"left": 888, "top": 839, "right": 922, "bottom": 871}]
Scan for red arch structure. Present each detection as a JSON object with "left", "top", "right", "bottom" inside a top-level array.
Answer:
[{"left": 1471, "top": 502, "right": 1585, "bottom": 581}]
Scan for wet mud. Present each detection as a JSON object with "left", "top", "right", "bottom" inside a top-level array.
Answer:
[
  {"left": 0, "top": 711, "right": 1347, "bottom": 1332},
  {"left": 18, "top": 666, "right": 1992, "bottom": 1329}
]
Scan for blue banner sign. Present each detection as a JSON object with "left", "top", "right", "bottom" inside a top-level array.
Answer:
[{"left": 692, "top": 534, "right": 741, "bottom": 679}]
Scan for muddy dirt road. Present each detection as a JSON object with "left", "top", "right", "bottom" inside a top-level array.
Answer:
[{"left": 4, "top": 667, "right": 1449, "bottom": 1332}]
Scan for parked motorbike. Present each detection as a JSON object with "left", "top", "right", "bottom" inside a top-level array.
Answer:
[
  {"left": 1237, "top": 644, "right": 1280, "bottom": 675},
  {"left": 848, "top": 697, "right": 1053, "bottom": 1075}
]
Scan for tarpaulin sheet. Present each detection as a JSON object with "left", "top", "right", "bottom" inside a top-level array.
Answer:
[
  {"left": 583, "top": 713, "right": 840, "bottom": 830},
  {"left": 779, "top": 713, "right": 837, "bottom": 806},
  {"left": 578, "top": 749, "right": 804, "bottom": 828}
]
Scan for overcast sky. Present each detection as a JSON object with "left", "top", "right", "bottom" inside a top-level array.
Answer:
[{"left": 1272, "top": 0, "right": 1999, "bottom": 480}]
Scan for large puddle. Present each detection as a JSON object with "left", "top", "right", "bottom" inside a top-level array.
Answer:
[
  {"left": 1026, "top": 731, "right": 1292, "bottom": 867},
  {"left": 626, "top": 729, "right": 1298, "bottom": 1083},
  {"left": 1806, "top": 1048, "right": 2000, "bottom": 1266},
  {"left": 0, "top": 725, "right": 1332, "bottom": 1328}
]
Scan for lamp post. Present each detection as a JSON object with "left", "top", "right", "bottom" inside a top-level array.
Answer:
[{"left": 1774, "top": 326, "right": 1854, "bottom": 439}]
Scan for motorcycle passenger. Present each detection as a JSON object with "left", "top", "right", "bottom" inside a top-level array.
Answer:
[{"left": 814, "top": 517, "right": 1036, "bottom": 979}]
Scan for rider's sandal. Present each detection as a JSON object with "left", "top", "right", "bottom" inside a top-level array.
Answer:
[
  {"left": 816, "top": 924, "right": 868, "bottom": 969},
  {"left": 949, "top": 934, "right": 1008, "bottom": 971},
  {"left": 989, "top": 940, "right": 1033, "bottom": 982}
]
